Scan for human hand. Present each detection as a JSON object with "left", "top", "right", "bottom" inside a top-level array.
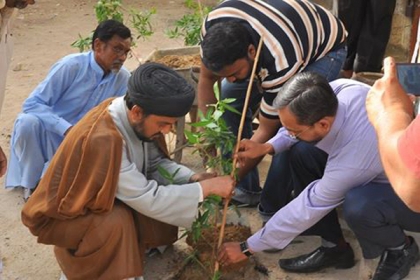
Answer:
[
  {"left": 235, "top": 139, "right": 273, "bottom": 165},
  {"left": 0, "top": 146, "right": 7, "bottom": 177},
  {"left": 200, "top": 175, "right": 235, "bottom": 198},
  {"left": 218, "top": 242, "right": 248, "bottom": 266},
  {"left": 190, "top": 171, "right": 217, "bottom": 182},
  {"left": 366, "top": 57, "right": 414, "bottom": 129}
]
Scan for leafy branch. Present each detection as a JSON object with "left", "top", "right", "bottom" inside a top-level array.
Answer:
[
  {"left": 71, "top": 0, "right": 156, "bottom": 52},
  {"left": 166, "top": 0, "right": 213, "bottom": 46},
  {"left": 182, "top": 85, "right": 241, "bottom": 278}
]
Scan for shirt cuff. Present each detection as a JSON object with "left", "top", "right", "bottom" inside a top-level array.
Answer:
[
  {"left": 54, "top": 118, "right": 72, "bottom": 136},
  {"left": 267, "top": 128, "right": 297, "bottom": 155},
  {"left": 197, "top": 182, "right": 204, "bottom": 202},
  {"left": 246, "top": 227, "right": 279, "bottom": 252}
]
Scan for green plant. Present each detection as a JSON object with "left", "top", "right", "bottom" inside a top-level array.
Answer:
[
  {"left": 157, "top": 166, "right": 180, "bottom": 184},
  {"left": 158, "top": 86, "right": 241, "bottom": 279},
  {"left": 185, "top": 85, "right": 240, "bottom": 175},
  {"left": 71, "top": 0, "right": 156, "bottom": 52},
  {"left": 182, "top": 86, "right": 241, "bottom": 278},
  {"left": 166, "top": 0, "right": 213, "bottom": 46}
]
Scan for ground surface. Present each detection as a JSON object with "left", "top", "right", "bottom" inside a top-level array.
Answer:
[{"left": 0, "top": 0, "right": 419, "bottom": 280}]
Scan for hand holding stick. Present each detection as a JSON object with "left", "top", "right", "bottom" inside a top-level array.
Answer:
[{"left": 214, "top": 35, "right": 264, "bottom": 272}]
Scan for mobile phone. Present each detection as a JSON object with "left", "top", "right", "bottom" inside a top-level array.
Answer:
[{"left": 396, "top": 63, "right": 420, "bottom": 96}]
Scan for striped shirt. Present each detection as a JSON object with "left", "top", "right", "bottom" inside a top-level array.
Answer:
[{"left": 201, "top": 0, "right": 347, "bottom": 118}]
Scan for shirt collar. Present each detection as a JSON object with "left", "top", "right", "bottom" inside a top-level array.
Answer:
[{"left": 89, "top": 51, "right": 113, "bottom": 78}]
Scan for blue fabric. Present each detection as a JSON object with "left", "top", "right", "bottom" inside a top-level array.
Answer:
[
  {"left": 203, "top": 0, "right": 347, "bottom": 119},
  {"left": 303, "top": 46, "right": 348, "bottom": 80},
  {"left": 221, "top": 79, "right": 263, "bottom": 196},
  {"left": 343, "top": 183, "right": 420, "bottom": 259},
  {"left": 220, "top": 46, "right": 347, "bottom": 203},
  {"left": 5, "top": 51, "right": 130, "bottom": 189},
  {"left": 247, "top": 79, "right": 388, "bottom": 252},
  {"left": 260, "top": 142, "right": 344, "bottom": 244}
]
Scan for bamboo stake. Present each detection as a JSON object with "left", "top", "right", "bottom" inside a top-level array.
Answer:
[
  {"left": 197, "top": 0, "right": 205, "bottom": 22},
  {"left": 214, "top": 36, "right": 264, "bottom": 272}
]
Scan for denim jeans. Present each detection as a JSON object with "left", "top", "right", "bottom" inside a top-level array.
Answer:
[
  {"left": 221, "top": 46, "right": 347, "bottom": 204},
  {"left": 343, "top": 183, "right": 420, "bottom": 259}
]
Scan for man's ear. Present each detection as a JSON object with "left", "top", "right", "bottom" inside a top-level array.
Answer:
[
  {"left": 317, "top": 117, "right": 333, "bottom": 132},
  {"left": 248, "top": 44, "right": 256, "bottom": 60},
  {"left": 92, "top": 38, "right": 102, "bottom": 52},
  {"left": 129, "top": 105, "right": 144, "bottom": 122}
]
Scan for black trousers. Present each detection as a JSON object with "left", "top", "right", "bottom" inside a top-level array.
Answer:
[
  {"left": 338, "top": 0, "right": 397, "bottom": 73},
  {"left": 343, "top": 183, "right": 420, "bottom": 259},
  {"left": 259, "top": 142, "right": 345, "bottom": 244}
]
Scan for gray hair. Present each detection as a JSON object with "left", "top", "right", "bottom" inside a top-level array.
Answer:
[{"left": 273, "top": 72, "right": 338, "bottom": 126}]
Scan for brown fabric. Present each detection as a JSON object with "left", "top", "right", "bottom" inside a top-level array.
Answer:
[
  {"left": 21, "top": 98, "right": 177, "bottom": 279},
  {"left": 52, "top": 202, "right": 177, "bottom": 280},
  {"left": 54, "top": 202, "right": 143, "bottom": 280},
  {"left": 22, "top": 98, "right": 123, "bottom": 236},
  {"left": 134, "top": 211, "right": 178, "bottom": 250}
]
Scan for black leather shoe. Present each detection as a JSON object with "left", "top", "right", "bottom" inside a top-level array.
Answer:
[
  {"left": 279, "top": 243, "right": 355, "bottom": 273},
  {"left": 372, "top": 236, "right": 420, "bottom": 280}
]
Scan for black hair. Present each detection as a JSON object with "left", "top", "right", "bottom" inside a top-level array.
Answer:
[
  {"left": 273, "top": 72, "right": 338, "bottom": 126},
  {"left": 201, "top": 21, "right": 253, "bottom": 72},
  {"left": 124, "top": 93, "right": 152, "bottom": 118},
  {"left": 92, "top": 19, "right": 132, "bottom": 49}
]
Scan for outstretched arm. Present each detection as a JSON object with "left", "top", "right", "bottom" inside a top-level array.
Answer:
[
  {"left": 197, "top": 64, "right": 219, "bottom": 116},
  {"left": 366, "top": 56, "right": 420, "bottom": 212}
]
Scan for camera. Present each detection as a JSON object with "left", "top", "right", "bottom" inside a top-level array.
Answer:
[
  {"left": 396, "top": 63, "right": 420, "bottom": 116},
  {"left": 396, "top": 63, "right": 420, "bottom": 96}
]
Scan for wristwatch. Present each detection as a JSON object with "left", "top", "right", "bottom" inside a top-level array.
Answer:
[{"left": 239, "top": 241, "right": 253, "bottom": 257}]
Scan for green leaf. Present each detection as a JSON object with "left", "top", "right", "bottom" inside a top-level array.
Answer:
[
  {"left": 205, "top": 122, "right": 218, "bottom": 129},
  {"left": 213, "top": 110, "right": 223, "bottom": 121},
  {"left": 222, "top": 103, "right": 241, "bottom": 115},
  {"left": 213, "top": 83, "right": 220, "bottom": 101},
  {"left": 157, "top": 165, "right": 171, "bottom": 180},
  {"left": 184, "top": 129, "right": 200, "bottom": 144},
  {"left": 190, "top": 119, "right": 212, "bottom": 127},
  {"left": 221, "top": 98, "right": 236, "bottom": 104}
]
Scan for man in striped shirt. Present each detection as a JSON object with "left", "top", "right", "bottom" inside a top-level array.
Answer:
[{"left": 198, "top": 0, "right": 347, "bottom": 206}]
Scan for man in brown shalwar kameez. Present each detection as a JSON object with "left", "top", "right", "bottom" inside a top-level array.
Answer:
[{"left": 21, "top": 63, "right": 236, "bottom": 280}]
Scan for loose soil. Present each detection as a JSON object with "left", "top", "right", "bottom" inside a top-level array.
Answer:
[
  {"left": 174, "top": 224, "right": 266, "bottom": 280},
  {"left": 155, "top": 54, "right": 201, "bottom": 69},
  {"left": 3, "top": 1, "right": 416, "bottom": 280}
]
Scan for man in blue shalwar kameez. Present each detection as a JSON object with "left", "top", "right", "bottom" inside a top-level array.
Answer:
[{"left": 5, "top": 19, "right": 132, "bottom": 200}]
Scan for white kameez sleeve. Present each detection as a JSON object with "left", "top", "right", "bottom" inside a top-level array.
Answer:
[{"left": 115, "top": 143, "right": 203, "bottom": 229}]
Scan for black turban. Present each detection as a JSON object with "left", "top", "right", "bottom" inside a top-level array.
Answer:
[{"left": 127, "top": 62, "right": 195, "bottom": 117}]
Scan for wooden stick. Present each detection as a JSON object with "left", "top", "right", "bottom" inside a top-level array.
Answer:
[
  {"left": 197, "top": 0, "right": 205, "bottom": 22},
  {"left": 214, "top": 36, "right": 264, "bottom": 273}
]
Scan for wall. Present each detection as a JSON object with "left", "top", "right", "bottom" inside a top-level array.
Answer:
[{"left": 389, "top": 0, "right": 412, "bottom": 61}]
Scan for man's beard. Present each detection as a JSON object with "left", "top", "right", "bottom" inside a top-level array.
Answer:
[
  {"left": 111, "top": 60, "right": 123, "bottom": 74},
  {"left": 232, "top": 60, "right": 253, "bottom": 84},
  {"left": 132, "top": 118, "right": 160, "bottom": 142}
]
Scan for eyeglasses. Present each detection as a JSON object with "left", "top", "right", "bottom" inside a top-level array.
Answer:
[
  {"left": 288, "top": 126, "right": 312, "bottom": 140},
  {"left": 110, "top": 45, "right": 131, "bottom": 57}
]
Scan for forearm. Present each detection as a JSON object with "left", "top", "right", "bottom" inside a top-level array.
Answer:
[
  {"left": 376, "top": 111, "right": 420, "bottom": 211},
  {"left": 251, "top": 114, "right": 281, "bottom": 143},
  {"left": 197, "top": 65, "right": 218, "bottom": 115},
  {"left": 236, "top": 143, "right": 274, "bottom": 180},
  {"left": 117, "top": 169, "right": 202, "bottom": 228},
  {"left": 375, "top": 110, "right": 411, "bottom": 182}
]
